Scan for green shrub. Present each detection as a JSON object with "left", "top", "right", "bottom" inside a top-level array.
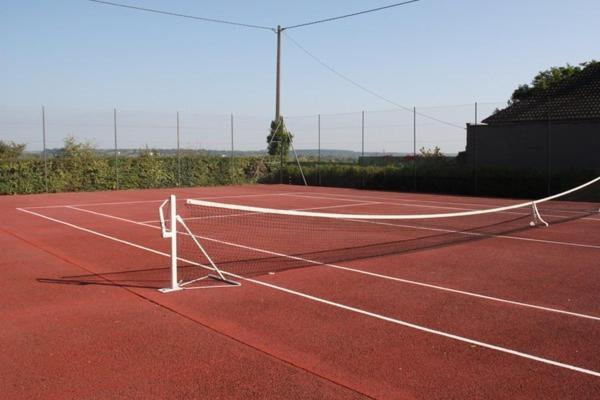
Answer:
[
  {"left": 1, "top": 139, "right": 597, "bottom": 200},
  {"left": 260, "top": 159, "right": 598, "bottom": 200},
  {"left": 0, "top": 149, "right": 269, "bottom": 195}
]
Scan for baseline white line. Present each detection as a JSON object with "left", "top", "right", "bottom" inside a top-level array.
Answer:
[
  {"left": 360, "top": 219, "right": 600, "bottom": 250},
  {"left": 66, "top": 205, "right": 600, "bottom": 321},
  {"left": 23, "top": 199, "right": 167, "bottom": 210},
  {"left": 17, "top": 208, "right": 170, "bottom": 258},
  {"left": 282, "top": 193, "right": 476, "bottom": 211},
  {"left": 20, "top": 191, "right": 308, "bottom": 210},
  {"left": 286, "top": 189, "right": 594, "bottom": 213},
  {"left": 282, "top": 191, "right": 520, "bottom": 208},
  {"left": 16, "top": 207, "right": 600, "bottom": 378}
]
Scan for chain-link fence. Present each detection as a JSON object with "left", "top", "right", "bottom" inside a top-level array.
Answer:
[
  {"left": 0, "top": 106, "right": 274, "bottom": 194},
  {"left": 2, "top": 102, "right": 598, "bottom": 198}
]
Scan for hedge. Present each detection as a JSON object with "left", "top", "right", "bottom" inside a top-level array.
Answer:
[
  {"left": 262, "top": 158, "right": 599, "bottom": 200},
  {"left": 2, "top": 154, "right": 597, "bottom": 201},
  {"left": 0, "top": 155, "right": 268, "bottom": 195}
]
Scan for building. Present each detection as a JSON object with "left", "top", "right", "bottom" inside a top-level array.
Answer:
[{"left": 465, "top": 63, "right": 600, "bottom": 173}]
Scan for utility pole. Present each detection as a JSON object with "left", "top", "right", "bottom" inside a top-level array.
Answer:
[
  {"left": 89, "top": 1, "right": 419, "bottom": 127},
  {"left": 275, "top": 25, "right": 282, "bottom": 120},
  {"left": 275, "top": 25, "right": 284, "bottom": 184}
]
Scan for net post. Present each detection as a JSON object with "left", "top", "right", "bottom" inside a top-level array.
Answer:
[
  {"left": 42, "top": 106, "right": 48, "bottom": 193},
  {"left": 169, "top": 194, "right": 179, "bottom": 290},
  {"left": 159, "top": 195, "right": 181, "bottom": 293},
  {"left": 530, "top": 201, "right": 549, "bottom": 227}
]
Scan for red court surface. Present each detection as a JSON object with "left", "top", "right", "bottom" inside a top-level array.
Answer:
[{"left": 1, "top": 184, "right": 600, "bottom": 399}]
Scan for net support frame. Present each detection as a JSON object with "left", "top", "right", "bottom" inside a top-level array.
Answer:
[
  {"left": 159, "top": 195, "right": 181, "bottom": 293},
  {"left": 175, "top": 214, "right": 240, "bottom": 288},
  {"left": 290, "top": 138, "right": 308, "bottom": 186},
  {"left": 530, "top": 202, "right": 549, "bottom": 227},
  {"left": 159, "top": 195, "right": 240, "bottom": 293}
]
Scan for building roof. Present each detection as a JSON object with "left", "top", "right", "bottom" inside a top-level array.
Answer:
[{"left": 483, "top": 63, "right": 600, "bottom": 125}]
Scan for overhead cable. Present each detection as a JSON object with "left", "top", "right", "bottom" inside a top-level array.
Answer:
[
  {"left": 88, "top": 0, "right": 275, "bottom": 31},
  {"left": 284, "top": 32, "right": 465, "bottom": 130},
  {"left": 283, "top": 0, "right": 420, "bottom": 30}
]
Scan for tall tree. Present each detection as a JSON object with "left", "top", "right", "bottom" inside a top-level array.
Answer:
[{"left": 266, "top": 116, "right": 293, "bottom": 159}]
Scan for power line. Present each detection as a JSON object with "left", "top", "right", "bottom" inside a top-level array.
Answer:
[
  {"left": 283, "top": 0, "right": 420, "bottom": 30},
  {"left": 86, "top": 0, "right": 458, "bottom": 128},
  {"left": 88, "top": 0, "right": 274, "bottom": 31},
  {"left": 283, "top": 32, "right": 466, "bottom": 131}
]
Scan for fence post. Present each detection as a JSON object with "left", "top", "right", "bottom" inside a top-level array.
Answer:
[
  {"left": 176, "top": 111, "right": 180, "bottom": 186},
  {"left": 547, "top": 105, "right": 551, "bottom": 196},
  {"left": 361, "top": 110, "right": 365, "bottom": 157},
  {"left": 317, "top": 114, "right": 321, "bottom": 186},
  {"left": 230, "top": 114, "right": 234, "bottom": 184},
  {"left": 114, "top": 108, "right": 118, "bottom": 190},
  {"left": 474, "top": 102, "right": 478, "bottom": 195},
  {"left": 361, "top": 111, "right": 365, "bottom": 188},
  {"left": 42, "top": 106, "right": 48, "bottom": 193},
  {"left": 413, "top": 106, "right": 417, "bottom": 192}
]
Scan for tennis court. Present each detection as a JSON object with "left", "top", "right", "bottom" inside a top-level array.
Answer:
[{"left": 2, "top": 183, "right": 600, "bottom": 399}]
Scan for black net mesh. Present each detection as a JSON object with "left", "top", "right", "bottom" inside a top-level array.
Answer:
[{"left": 173, "top": 179, "right": 599, "bottom": 281}]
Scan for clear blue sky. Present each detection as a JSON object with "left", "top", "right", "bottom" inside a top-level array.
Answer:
[{"left": 1, "top": 1, "right": 599, "bottom": 151}]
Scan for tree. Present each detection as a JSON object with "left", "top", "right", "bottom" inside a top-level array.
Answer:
[
  {"left": 54, "top": 136, "right": 99, "bottom": 162},
  {"left": 0, "top": 140, "right": 26, "bottom": 160},
  {"left": 419, "top": 146, "right": 444, "bottom": 158},
  {"left": 510, "top": 60, "right": 598, "bottom": 103},
  {"left": 266, "top": 116, "right": 293, "bottom": 159}
]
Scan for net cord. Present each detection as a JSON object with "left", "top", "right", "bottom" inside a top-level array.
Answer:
[{"left": 186, "top": 176, "right": 600, "bottom": 221}]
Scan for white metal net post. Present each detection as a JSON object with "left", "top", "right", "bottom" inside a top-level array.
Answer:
[
  {"left": 159, "top": 195, "right": 240, "bottom": 293},
  {"left": 159, "top": 195, "right": 180, "bottom": 293}
]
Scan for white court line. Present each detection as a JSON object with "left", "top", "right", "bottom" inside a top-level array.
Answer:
[
  {"left": 65, "top": 205, "right": 600, "bottom": 321},
  {"left": 138, "top": 201, "right": 381, "bottom": 224},
  {"left": 20, "top": 191, "right": 308, "bottom": 210},
  {"left": 286, "top": 190, "right": 519, "bottom": 207},
  {"left": 282, "top": 193, "right": 476, "bottom": 211},
  {"left": 16, "top": 206, "right": 600, "bottom": 378},
  {"left": 354, "top": 219, "right": 600, "bottom": 250},
  {"left": 280, "top": 192, "right": 600, "bottom": 222}
]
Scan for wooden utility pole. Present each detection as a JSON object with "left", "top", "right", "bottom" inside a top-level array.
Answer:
[{"left": 275, "top": 25, "right": 282, "bottom": 120}]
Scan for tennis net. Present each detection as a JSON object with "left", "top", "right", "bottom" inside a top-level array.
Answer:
[{"left": 159, "top": 177, "right": 599, "bottom": 292}]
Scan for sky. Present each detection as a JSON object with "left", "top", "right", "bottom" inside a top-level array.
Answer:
[{"left": 1, "top": 0, "right": 599, "bottom": 151}]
